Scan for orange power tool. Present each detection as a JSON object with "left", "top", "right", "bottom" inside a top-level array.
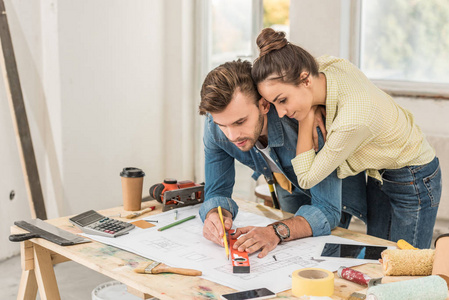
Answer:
[{"left": 149, "top": 178, "right": 204, "bottom": 212}]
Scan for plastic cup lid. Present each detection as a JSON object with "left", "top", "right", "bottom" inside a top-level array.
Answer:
[{"left": 120, "top": 167, "right": 145, "bottom": 178}]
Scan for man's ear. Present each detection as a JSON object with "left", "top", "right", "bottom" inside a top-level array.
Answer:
[{"left": 258, "top": 98, "right": 270, "bottom": 114}]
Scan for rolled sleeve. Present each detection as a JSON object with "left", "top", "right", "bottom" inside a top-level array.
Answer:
[
  {"left": 199, "top": 196, "right": 239, "bottom": 222},
  {"left": 295, "top": 205, "right": 331, "bottom": 236}
]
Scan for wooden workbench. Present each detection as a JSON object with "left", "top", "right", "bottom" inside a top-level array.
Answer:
[{"left": 10, "top": 199, "right": 433, "bottom": 300}]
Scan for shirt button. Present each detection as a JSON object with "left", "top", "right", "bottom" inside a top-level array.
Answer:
[
  {"left": 360, "top": 214, "right": 363, "bottom": 218},
  {"left": 343, "top": 206, "right": 347, "bottom": 209},
  {"left": 263, "top": 167, "right": 267, "bottom": 170},
  {"left": 255, "top": 150, "right": 259, "bottom": 153}
]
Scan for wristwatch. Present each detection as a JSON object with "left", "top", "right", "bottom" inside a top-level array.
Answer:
[{"left": 270, "top": 222, "right": 290, "bottom": 243}]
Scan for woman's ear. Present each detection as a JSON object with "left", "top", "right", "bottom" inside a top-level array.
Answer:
[
  {"left": 300, "top": 71, "right": 311, "bottom": 87},
  {"left": 259, "top": 98, "right": 271, "bottom": 114}
]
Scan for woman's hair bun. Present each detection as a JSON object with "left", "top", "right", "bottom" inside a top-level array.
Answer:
[{"left": 256, "top": 28, "right": 288, "bottom": 57}]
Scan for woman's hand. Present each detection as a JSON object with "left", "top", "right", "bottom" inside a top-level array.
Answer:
[
  {"left": 231, "top": 226, "right": 280, "bottom": 258},
  {"left": 296, "top": 107, "right": 316, "bottom": 155}
]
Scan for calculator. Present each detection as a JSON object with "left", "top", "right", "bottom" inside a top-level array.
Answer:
[{"left": 69, "top": 210, "right": 135, "bottom": 237}]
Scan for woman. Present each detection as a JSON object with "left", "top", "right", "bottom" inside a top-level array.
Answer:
[{"left": 252, "top": 28, "right": 442, "bottom": 249}]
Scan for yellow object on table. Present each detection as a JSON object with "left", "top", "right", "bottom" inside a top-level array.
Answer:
[
  {"left": 217, "top": 206, "right": 229, "bottom": 260},
  {"left": 397, "top": 239, "right": 418, "bottom": 250},
  {"left": 292, "top": 268, "right": 334, "bottom": 297}
]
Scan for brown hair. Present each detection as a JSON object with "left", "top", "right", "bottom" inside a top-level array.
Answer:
[
  {"left": 252, "top": 28, "right": 319, "bottom": 86},
  {"left": 199, "top": 60, "right": 260, "bottom": 115}
]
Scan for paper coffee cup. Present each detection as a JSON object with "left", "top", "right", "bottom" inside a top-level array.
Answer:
[{"left": 120, "top": 167, "right": 145, "bottom": 211}]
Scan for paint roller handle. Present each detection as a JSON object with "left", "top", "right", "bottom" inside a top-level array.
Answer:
[
  {"left": 9, "top": 232, "right": 40, "bottom": 242},
  {"left": 151, "top": 264, "right": 202, "bottom": 276}
]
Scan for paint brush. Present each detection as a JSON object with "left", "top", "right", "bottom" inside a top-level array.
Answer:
[
  {"left": 134, "top": 261, "right": 202, "bottom": 276},
  {"left": 123, "top": 206, "right": 156, "bottom": 219}
]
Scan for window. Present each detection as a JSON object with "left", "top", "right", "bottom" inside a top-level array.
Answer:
[
  {"left": 205, "top": 0, "right": 261, "bottom": 71},
  {"left": 197, "top": 0, "right": 290, "bottom": 201},
  {"left": 263, "top": 0, "right": 290, "bottom": 38},
  {"left": 359, "top": 0, "right": 449, "bottom": 96},
  {"left": 204, "top": 0, "right": 290, "bottom": 71}
]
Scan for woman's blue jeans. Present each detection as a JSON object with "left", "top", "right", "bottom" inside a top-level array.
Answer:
[{"left": 367, "top": 156, "right": 442, "bottom": 249}]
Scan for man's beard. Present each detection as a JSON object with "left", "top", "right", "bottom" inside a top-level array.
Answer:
[{"left": 232, "top": 112, "right": 264, "bottom": 152}]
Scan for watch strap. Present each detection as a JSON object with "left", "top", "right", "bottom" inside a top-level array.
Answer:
[
  {"left": 270, "top": 224, "right": 283, "bottom": 243},
  {"left": 270, "top": 222, "right": 290, "bottom": 243}
]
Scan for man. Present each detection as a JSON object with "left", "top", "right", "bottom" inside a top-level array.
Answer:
[{"left": 198, "top": 60, "right": 366, "bottom": 258}]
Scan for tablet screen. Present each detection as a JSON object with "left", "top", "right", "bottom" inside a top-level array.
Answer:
[{"left": 320, "top": 243, "right": 387, "bottom": 260}]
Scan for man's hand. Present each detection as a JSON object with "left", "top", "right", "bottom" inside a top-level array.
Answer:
[
  {"left": 203, "top": 208, "right": 232, "bottom": 246},
  {"left": 312, "top": 105, "right": 326, "bottom": 151},
  {"left": 231, "top": 226, "right": 280, "bottom": 258}
]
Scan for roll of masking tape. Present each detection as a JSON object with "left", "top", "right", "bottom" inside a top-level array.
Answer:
[{"left": 292, "top": 268, "right": 334, "bottom": 297}]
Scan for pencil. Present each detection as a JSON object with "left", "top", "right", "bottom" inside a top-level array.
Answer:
[
  {"left": 217, "top": 206, "right": 229, "bottom": 260},
  {"left": 157, "top": 215, "right": 196, "bottom": 231}
]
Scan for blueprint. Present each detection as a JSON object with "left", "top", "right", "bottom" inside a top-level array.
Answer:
[{"left": 84, "top": 205, "right": 385, "bottom": 293}]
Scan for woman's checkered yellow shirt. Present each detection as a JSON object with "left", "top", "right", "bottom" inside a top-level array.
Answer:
[{"left": 292, "top": 56, "right": 435, "bottom": 189}]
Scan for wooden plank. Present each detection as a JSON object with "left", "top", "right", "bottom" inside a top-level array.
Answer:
[{"left": 0, "top": 0, "right": 47, "bottom": 219}]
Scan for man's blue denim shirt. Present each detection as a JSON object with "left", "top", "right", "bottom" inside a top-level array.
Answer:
[{"left": 199, "top": 105, "right": 367, "bottom": 237}]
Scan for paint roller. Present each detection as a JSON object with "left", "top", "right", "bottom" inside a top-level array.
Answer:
[
  {"left": 366, "top": 275, "right": 448, "bottom": 300},
  {"left": 352, "top": 235, "right": 449, "bottom": 300},
  {"left": 381, "top": 249, "right": 434, "bottom": 276}
]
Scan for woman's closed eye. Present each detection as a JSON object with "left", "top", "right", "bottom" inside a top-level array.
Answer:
[{"left": 279, "top": 98, "right": 287, "bottom": 104}]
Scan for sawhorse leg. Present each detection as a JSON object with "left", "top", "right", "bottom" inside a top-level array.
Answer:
[
  {"left": 17, "top": 241, "right": 65, "bottom": 300},
  {"left": 17, "top": 269, "right": 37, "bottom": 300}
]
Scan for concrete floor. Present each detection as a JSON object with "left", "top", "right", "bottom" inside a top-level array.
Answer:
[{"left": 0, "top": 254, "right": 112, "bottom": 300}]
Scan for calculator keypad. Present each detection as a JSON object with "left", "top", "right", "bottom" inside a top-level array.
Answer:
[
  {"left": 69, "top": 210, "right": 135, "bottom": 238},
  {"left": 87, "top": 217, "right": 134, "bottom": 237}
]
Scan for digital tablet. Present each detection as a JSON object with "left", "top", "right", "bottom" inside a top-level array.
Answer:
[{"left": 320, "top": 243, "right": 388, "bottom": 261}]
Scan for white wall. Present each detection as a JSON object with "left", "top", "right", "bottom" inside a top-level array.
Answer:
[
  {"left": 56, "top": 0, "right": 166, "bottom": 215},
  {"left": 0, "top": 0, "right": 197, "bottom": 260},
  {"left": 291, "top": 0, "right": 449, "bottom": 224}
]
